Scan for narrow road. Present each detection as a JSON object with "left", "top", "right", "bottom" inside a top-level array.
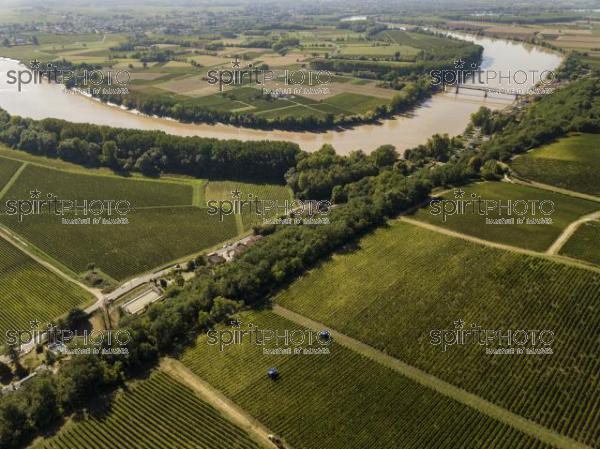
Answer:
[
  {"left": 272, "top": 305, "right": 592, "bottom": 449},
  {"left": 160, "top": 358, "right": 282, "bottom": 449},
  {"left": 546, "top": 210, "right": 600, "bottom": 255}
]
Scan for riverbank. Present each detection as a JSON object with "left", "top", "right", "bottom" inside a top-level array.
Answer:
[{"left": 0, "top": 34, "right": 561, "bottom": 154}]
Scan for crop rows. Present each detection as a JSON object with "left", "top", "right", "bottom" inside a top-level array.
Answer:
[
  {"left": 0, "top": 238, "right": 91, "bottom": 343},
  {"left": 510, "top": 133, "right": 600, "bottom": 196},
  {"left": 561, "top": 219, "right": 600, "bottom": 266},
  {"left": 0, "top": 207, "right": 238, "bottom": 280},
  {"left": 413, "top": 181, "right": 599, "bottom": 251},
  {"left": 37, "top": 371, "right": 262, "bottom": 449},
  {"left": 0, "top": 156, "right": 22, "bottom": 191},
  {"left": 180, "top": 311, "right": 556, "bottom": 449},
  {"left": 3, "top": 164, "right": 194, "bottom": 207},
  {"left": 205, "top": 180, "right": 293, "bottom": 230},
  {"left": 275, "top": 220, "right": 600, "bottom": 447}
]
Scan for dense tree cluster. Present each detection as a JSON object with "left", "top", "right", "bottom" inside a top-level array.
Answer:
[
  {"left": 0, "top": 110, "right": 300, "bottom": 182},
  {"left": 3, "top": 60, "right": 596, "bottom": 449},
  {"left": 286, "top": 144, "right": 390, "bottom": 200},
  {"left": 479, "top": 78, "right": 600, "bottom": 161}
]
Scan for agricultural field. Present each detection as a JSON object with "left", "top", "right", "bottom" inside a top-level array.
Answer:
[
  {"left": 560, "top": 219, "right": 600, "bottom": 266},
  {"left": 0, "top": 207, "right": 237, "bottom": 281},
  {"left": 3, "top": 163, "right": 194, "bottom": 207},
  {"left": 0, "top": 24, "right": 480, "bottom": 126},
  {"left": 204, "top": 180, "right": 293, "bottom": 231},
  {"left": 275, "top": 220, "right": 600, "bottom": 447},
  {"left": 0, "top": 237, "right": 93, "bottom": 343},
  {"left": 445, "top": 18, "right": 600, "bottom": 68},
  {"left": 35, "top": 371, "right": 264, "bottom": 449},
  {"left": 0, "top": 158, "right": 239, "bottom": 281},
  {"left": 180, "top": 311, "right": 554, "bottom": 449},
  {"left": 412, "top": 181, "right": 600, "bottom": 251},
  {"left": 510, "top": 133, "right": 600, "bottom": 196},
  {"left": 0, "top": 157, "right": 23, "bottom": 192}
]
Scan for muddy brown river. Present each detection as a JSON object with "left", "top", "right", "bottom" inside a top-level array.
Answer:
[{"left": 0, "top": 33, "right": 561, "bottom": 154}]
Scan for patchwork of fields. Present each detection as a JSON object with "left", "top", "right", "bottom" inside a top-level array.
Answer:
[
  {"left": 0, "top": 27, "right": 480, "bottom": 125},
  {"left": 275, "top": 220, "right": 600, "bottom": 447},
  {"left": 35, "top": 371, "right": 264, "bottom": 449},
  {"left": 412, "top": 181, "right": 599, "bottom": 251},
  {"left": 180, "top": 311, "right": 555, "bottom": 449},
  {"left": 510, "top": 133, "right": 600, "bottom": 196},
  {"left": 0, "top": 155, "right": 304, "bottom": 280},
  {"left": 0, "top": 237, "right": 92, "bottom": 343}
]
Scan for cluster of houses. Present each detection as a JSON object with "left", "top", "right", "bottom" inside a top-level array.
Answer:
[{"left": 207, "top": 235, "right": 262, "bottom": 265}]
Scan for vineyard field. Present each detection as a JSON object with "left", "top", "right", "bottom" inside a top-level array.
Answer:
[
  {"left": 0, "top": 161, "right": 240, "bottom": 280},
  {"left": 275, "top": 220, "right": 600, "bottom": 447},
  {"left": 413, "top": 181, "right": 599, "bottom": 251},
  {"left": 0, "top": 206, "right": 238, "bottom": 280},
  {"left": 510, "top": 133, "right": 600, "bottom": 196},
  {"left": 179, "top": 311, "right": 555, "bottom": 449},
  {"left": 0, "top": 156, "right": 22, "bottom": 192},
  {"left": 560, "top": 220, "right": 600, "bottom": 266},
  {"left": 204, "top": 180, "right": 293, "bottom": 230},
  {"left": 35, "top": 371, "right": 264, "bottom": 449},
  {"left": 2, "top": 163, "right": 194, "bottom": 207},
  {"left": 0, "top": 237, "right": 92, "bottom": 343}
]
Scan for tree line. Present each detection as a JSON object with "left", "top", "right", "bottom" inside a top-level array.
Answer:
[
  {"left": 3, "top": 65, "right": 595, "bottom": 449},
  {"left": 0, "top": 110, "right": 300, "bottom": 183}
]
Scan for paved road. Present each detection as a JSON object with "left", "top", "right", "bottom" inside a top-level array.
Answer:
[{"left": 272, "top": 305, "right": 592, "bottom": 449}]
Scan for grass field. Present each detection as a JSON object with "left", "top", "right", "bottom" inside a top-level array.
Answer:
[
  {"left": 510, "top": 133, "right": 600, "bottom": 196},
  {"left": 0, "top": 237, "right": 92, "bottom": 343},
  {"left": 180, "top": 311, "right": 554, "bottom": 449},
  {"left": 560, "top": 219, "right": 600, "bottom": 266},
  {"left": 35, "top": 371, "right": 263, "bottom": 449},
  {"left": 205, "top": 180, "right": 293, "bottom": 231},
  {"left": 412, "top": 181, "right": 599, "bottom": 251},
  {"left": 275, "top": 220, "right": 600, "bottom": 447},
  {"left": 0, "top": 160, "right": 239, "bottom": 280}
]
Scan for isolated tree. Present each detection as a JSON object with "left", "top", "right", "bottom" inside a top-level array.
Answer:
[{"left": 59, "top": 308, "right": 88, "bottom": 331}]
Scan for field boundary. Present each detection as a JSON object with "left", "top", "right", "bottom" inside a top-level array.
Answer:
[
  {"left": 400, "top": 216, "right": 600, "bottom": 274},
  {"left": 0, "top": 226, "right": 102, "bottom": 302},
  {"left": 159, "top": 358, "right": 276, "bottom": 449},
  {"left": 508, "top": 174, "right": 600, "bottom": 204},
  {"left": 0, "top": 160, "right": 27, "bottom": 200},
  {"left": 547, "top": 210, "right": 600, "bottom": 255},
  {"left": 0, "top": 149, "right": 197, "bottom": 187},
  {"left": 272, "top": 305, "right": 592, "bottom": 449}
]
